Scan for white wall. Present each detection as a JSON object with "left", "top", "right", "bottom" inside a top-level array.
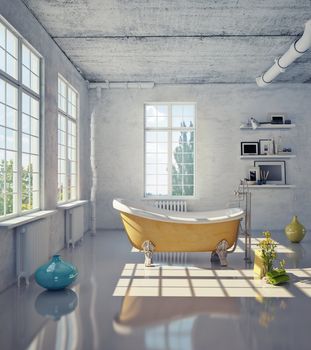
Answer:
[{"left": 91, "top": 83, "right": 311, "bottom": 231}]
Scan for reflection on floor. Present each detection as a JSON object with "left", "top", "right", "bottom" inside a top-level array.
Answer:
[{"left": 0, "top": 230, "right": 311, "bottom": 350}]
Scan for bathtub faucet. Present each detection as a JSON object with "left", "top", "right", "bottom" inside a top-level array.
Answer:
[{"left": 234, "top": 179, "right": 252, "bottom": 263}]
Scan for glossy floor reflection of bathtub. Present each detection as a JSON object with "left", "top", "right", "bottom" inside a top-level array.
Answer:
[{"left": 0, "top": 230, "right": 311, "bottom": 350}]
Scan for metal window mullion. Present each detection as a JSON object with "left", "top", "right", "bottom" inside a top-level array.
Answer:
[
  {"left": 4, "top": 25, "right": 7, "bottom": 75},
  {"left": 17, "top": 37, "right": 22, "bottom": 215},
  {"left": 3, "top": 80, "right": 7, "bottom": 215},
  {"left": 65, "top": 115, "right": 68, "bottom": 202},
  {"left": 168, "top": 104, "right": 172, "bottom": 196},
  {"left": 74, "top": 90, "right": 79, "bottom": 200},
  {"left": 72, "top": 118, "right": 77, "bottom": 200}
]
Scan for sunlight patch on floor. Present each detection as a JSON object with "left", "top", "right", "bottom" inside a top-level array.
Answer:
[{"left": 113, "top": 264, "right": 311, "bottom": 298}]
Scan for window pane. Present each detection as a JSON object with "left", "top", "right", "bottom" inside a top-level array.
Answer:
[
  {"left": 146, "top": 153, "right": 156, "bottom": 164},
  {"left": 6, "top": 83, "right": 17, "bottom": 108},
  {"left": 31, "top": 136, "right": 39, "bottom": 154},
  {"left": 158, "top": 186, "right": 168, "bottom": 195},
  {"left": 6, "top": 30, "right": 18, "bottom": 58},
  {"left": 33, "top": 191, "right": 39, "bottom": 208},
  {"left": 158, "top": 116, "right": 168, "bottom": 127},
  {"left": 6, "top": 129, "right": 17, "bottom": 150},
  {"left": 31, "top": 117, "right": 39, "bottom": 136},
  {"left": 0, "top": 103, "right": 4, "bottom": 125},
  {"left": 31, "top": 98, "right": 39, "bottom": 118},
  {"left": 6, "top": 107, "right": 17, "bottom": 130},
  {"left": 0, "top": 23, "right": 5, "bottom": 49},
  {"left": 22, "top": 113, "right": 30, "bottom": 133},
  {"left": 145, "top": 131, "right": 157, "bottom": 143},
  {"left": 22, "top": 153, "right": 30, "bottom": 169},
  {"left": 22, "top": 44, "right": 30, "bottom": 68},
  {"left": 157, "top": 164, "right": 167, "bottom": 174},
  {"left": 145, "top": 105, "right": 156, "bottom": 117},
  {"left": 0, "top": 79, "right": 4, "bottom": 103},
  {"left": 0, "top": 47, "right": 5, "bottom": 72},
  {"left": 22, "top": 133, "right": 30, "bottom": 153},
  {"left": 145, "top": 186, "right": 157, "bottom": 196},
  {"left": 172, "top": 117, "right": 183, "bottom": 128},
  {"left": 157, "top": 105, "right": 168, "bottom": 116},
  {"left": 146, "top": 164, "right": 156, "bottom": 174},
  {"left": 31, "top": 155, "right": 39, "bottom": 172},
  {"left": 22, "top": 93, "right": 30, "bottom": 114},
  {"left": 32, "top": 173, "right": 39, "bottom": 191},
  {"left": 146, "top": 143, "right": 156, "bottom": 153},
  {"left": 31, "top": 73, "right": 39, "bottom": 94},
  {"left": 22, "top": 66, "right": 31, "bottom": 88},
  {"left": 6, "top": 55, "right": 18, "bottom": 79},
  {"left": 0, "top": 194, "right": 4, "bottom": 216},
  {"left": 145, "top": 116, "right": 156, "bottom": 128},
  {"left": 31, "top": 52, "right": 39, "bottom": 75},
  {"left": 157, "top": 175, "right": 167, "bottom": 186},
  {"left": 6, "top": 151, "right": 17, "bottom": 172},
  {"left": 6, "top": 194, "right": 13, "bottom": 214},
  {"left": 0, "top": 126, "right": 4, "bottom": 148}
]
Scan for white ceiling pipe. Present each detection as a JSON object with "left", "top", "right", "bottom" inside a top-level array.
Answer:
[{"left": 256, "top": 19, "right": 311, "bottom": 87}]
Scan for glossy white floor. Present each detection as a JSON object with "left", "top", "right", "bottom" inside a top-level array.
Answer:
[{"left": 1, "top": 230, "right": 311, "bottom": 350}]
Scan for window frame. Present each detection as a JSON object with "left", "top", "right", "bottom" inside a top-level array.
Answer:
[
  {"left": 57, "top": 74, "right": 79, "bottom": 204},
  {"left": 144, "top": 102, "right": 196, "bottom": 199},
  {"left": 0, "top": 16, "right": 42, "bottom": 221}
]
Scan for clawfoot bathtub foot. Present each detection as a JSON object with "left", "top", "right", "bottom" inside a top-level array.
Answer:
[
  {"left": 216, "top": 240, "right": 229, "bottom": 266},
  {"left": 210, "top": 251, "right": 220, "bottom": 263},
  {"left": 142, "top": 240, "right": 155, "bottom": 267}
]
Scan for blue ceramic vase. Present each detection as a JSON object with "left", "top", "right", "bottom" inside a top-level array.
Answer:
[{"left": 35, "top": 255, "right": 78, "bottom": 290}]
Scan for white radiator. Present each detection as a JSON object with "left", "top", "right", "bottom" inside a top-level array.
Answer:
[
  {"left": 152, "top": 200, "right": 187, "bottom": 262},
  {"left": 16, "top": 220, "right": 49, "bottom": 286},
  {"left": 65, "top": 205, "right": 85, "bottom": 248},
  {"left": 153, "top": 200, "right": 187, "bottom": 212}
]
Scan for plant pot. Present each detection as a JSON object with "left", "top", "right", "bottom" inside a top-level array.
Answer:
[
  {"left": 284, "top": 216, "right": 306, "bottom": 243},
  {"left": 35, "top": 255, "right": 78, "bottom": 290}
]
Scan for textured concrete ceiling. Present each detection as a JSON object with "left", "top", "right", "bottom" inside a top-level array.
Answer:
[{"left": 22, "top": 0, "right": 311, "bottom": 84}]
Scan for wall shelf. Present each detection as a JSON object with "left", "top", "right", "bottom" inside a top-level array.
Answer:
[
  {"left": 240, "top": 154, "right": 296, "bottom": 159},
  {"left": 248, "top": 185, "right": 296, "bottom": 189},
  {"left": 240, "top": 124, "right": 295, "bottom": 130}
]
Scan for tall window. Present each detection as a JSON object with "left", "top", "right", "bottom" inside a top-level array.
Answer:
[
  {"left": 144, "top": 103, "right": 195, "bottom": 197},
  {"left": 57, "top": 76, "right": 78, "bottom": 203},
  {"left": 0, "top": 19, "right": 41, "bottom": 219}
]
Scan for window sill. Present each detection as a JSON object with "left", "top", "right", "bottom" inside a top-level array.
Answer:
[
  {"left": 57, "top": 200, "right": 88, "bottom": 210},
  {"left": 0, "top": 210, "right": 57, "bottom": 229}
]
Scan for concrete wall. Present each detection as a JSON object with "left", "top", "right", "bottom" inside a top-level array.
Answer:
[
  {"left": 0, "top": 0, "right": 91, "bottom": 291},
  {"left": 91, "top": 83, "right": 311, "bottom": 231}
]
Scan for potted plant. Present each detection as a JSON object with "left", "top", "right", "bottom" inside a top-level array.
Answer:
[
  {"left": 258, "top": 231, "right": 277, "bottom": 274},
  {"left": 256, "top": 231, "right": 290, "bottom": 285}
]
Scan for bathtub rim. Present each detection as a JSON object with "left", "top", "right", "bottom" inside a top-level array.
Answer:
[{"left": 113, "top": 198, "right": 244, "bottom": 225}]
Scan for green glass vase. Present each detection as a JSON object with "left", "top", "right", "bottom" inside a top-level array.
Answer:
[{"left": 284, "top": 216, "right": 306, "bottom": 243}]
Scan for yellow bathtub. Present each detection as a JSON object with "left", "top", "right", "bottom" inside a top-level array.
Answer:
[{"left": 113, "top": 199, "right": 244, "bottom": 266}]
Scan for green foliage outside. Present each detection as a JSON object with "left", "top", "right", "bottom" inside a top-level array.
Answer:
[
  {"left": 172, "top": 122, "right": 194, "bottom": 196},
  {"left": 0, "top": 159, "right": 33, "bottom": 216}
]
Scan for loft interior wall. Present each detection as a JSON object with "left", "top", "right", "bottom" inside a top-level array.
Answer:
[
  {"left": 90, "top": 83, "right": 311, "bottom": 231},
  {"left": 0, "top": 0, "right": 91, "bottom": 292}
]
